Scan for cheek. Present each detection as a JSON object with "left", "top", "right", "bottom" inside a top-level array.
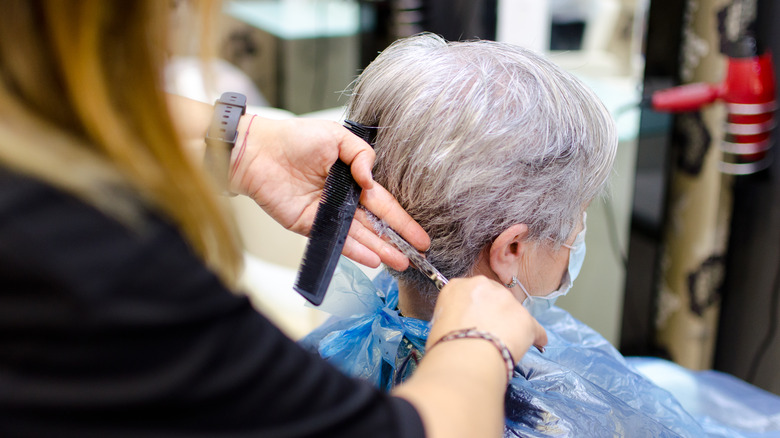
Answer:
[
  {"left": 521, "top": 247, "right": 568, "bottom": 295},
  {"left": 553, "top": 252, "right": 570, "bottom": 284},
  {"left": 539, "top": 249, "right": 570, "bottom": 291}
]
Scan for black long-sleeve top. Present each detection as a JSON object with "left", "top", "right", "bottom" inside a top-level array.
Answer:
[{"left": 0, "top": 168, "right": 425, "bottom": 438}]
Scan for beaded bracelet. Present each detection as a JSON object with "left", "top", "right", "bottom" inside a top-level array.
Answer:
[{"left": 429, "top": 327, "right": 515, "bottom": 382}]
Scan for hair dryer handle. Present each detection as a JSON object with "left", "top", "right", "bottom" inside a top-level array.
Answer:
[{"left": 651, "top": 83, "right": 721, "bottom": 112}]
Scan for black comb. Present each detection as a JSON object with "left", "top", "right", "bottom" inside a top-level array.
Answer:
[{"left": 294, "top": 120, "right": 377, "bottom": 305}]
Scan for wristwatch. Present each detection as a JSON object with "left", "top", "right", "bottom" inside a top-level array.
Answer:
[{"left": 204, "top": 92, "right": 247, "bottom": 194}]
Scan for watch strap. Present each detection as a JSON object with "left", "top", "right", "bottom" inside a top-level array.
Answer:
[{"left": 204, "top": 92, "right": 247, "bottom": 194}]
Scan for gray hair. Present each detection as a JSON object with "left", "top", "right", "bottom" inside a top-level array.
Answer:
[{"left": 347, "top": 33, "right": 617, "bottom": 301}]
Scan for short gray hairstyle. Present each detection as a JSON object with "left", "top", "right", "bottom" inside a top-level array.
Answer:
[{"left": 347, "top": 33, "right": 617, "bottom": 300}]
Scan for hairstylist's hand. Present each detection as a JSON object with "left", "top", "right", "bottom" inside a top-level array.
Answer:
[
  {"left": 427, "top": 276, "right": 547, "bottom": 363},
  {"left": 393, "top": 276, "right": 546, "bottom": 438},
  {"left": 229, "top": 115, "right": 430, "bottom": 271}
]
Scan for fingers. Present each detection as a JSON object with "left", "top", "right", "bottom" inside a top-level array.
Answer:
[
  {"left": 360, "top": 183, "right": 430, "bottom": 252},
  {"left": 344, "top": 218, "right": 410, "bottom": 271},
  {"left": 531, "top": 318, "right": 548, "bottom": 354},
  {"left": 335, "top": 125, "right": 376, "bottom": 190},
  {"left": 341, "top": 235, "right": 381, "bottom": 269},
  {"left": 350, "top": 149, "right": 376, "bottom": 190}
]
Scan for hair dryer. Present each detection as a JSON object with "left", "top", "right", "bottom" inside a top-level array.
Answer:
[{"left": 651, "top": 36, "right": 776, "bottom": 175}]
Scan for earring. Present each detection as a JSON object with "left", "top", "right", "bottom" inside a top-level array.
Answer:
[{"left": 505, "top": 275, "right": 520, "bottom": 289}]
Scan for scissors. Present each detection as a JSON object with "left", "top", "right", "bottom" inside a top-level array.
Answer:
[{"left": 360, "top": 207, "right": 449, "bottom": 290}]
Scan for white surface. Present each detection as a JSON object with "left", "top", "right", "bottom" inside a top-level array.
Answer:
[
  {"left": 576, "top": 75, "right": 642, "bottom": 141},
  {"left": 224, "top": 0, "right": 360, "bottom": 40},
  {"left": 239, "top": 252, "right": 328, "bottom": 339},
  {"left": 497, "top": 0, "right": 551, "bottom": 53},
  {"left": 632, "top": 359, "right": 700, "bottom": 414},
  {"left": 164, "top": 56, "right": 267, "bottom": 105}
]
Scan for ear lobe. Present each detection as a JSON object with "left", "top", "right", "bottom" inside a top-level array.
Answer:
[{"left": 488, "top": 224, "right": 529, "bottom": 282}]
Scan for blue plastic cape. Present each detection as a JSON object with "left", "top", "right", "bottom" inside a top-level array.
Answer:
[
  {"left": 299, "top": 259, "right": 429, "bottom": 392},
  {"left": 299, "top": 258, "right": 780, "bottom": 437}
]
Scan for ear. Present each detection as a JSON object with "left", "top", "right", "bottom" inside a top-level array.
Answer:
[{"left": 488, "top": 224, "right": 529, "bottom": 285}]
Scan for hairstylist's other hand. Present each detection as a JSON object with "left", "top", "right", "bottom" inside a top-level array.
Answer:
[
  {"left": 427, "top": 276, "right": 547, "bottom": 364},
  {"left": 229, "top": 116, "right": 430, "bottom": 271}
]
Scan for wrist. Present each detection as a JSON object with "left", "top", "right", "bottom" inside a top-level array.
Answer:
[
  {"left": 397, "top": 337, "right": 507, "bottom": 437},
  {"left": 204, "top": 92, "right": 246, "bottom": 194},
  {"left": 166, "top": 94, "right": 213, "bottom": 163},
  {"left": 428, "top": 328, "right": 515, "bottom": 384},
  {"left": 228, "top": 113, "right": 258, "bottom": 194},
  {"left": 425, "top": 336, "right": 510, "bottom": 384}
]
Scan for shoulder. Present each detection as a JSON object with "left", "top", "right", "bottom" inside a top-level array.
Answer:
[{"left": 0, "top": 167, "right": 235, "bottom": 323}]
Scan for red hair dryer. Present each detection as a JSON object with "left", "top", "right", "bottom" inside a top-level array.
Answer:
[{"left": 651, "top": 37, "right": 776, "bottom": 175}]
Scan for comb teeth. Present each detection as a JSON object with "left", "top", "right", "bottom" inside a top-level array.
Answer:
[
  {"left": 344, "top": 120, "right": 377, "bottom": 145},
  {"left": 293, "top": 121, "right": 376, "bottom": 305},
  {"left": 344, "top": 120, "right": 370, "bottom": 140},
  {"left": 294, "top": 160, "right": 360, "bottom": 305}
]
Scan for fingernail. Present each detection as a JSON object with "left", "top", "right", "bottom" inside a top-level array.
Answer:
[{"left": 535, "top": 345, "right": 545, "bottom": 354}]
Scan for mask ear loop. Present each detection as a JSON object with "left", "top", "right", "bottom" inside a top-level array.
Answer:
[
  {"left": 505, "top": 275, "right": 532, "bottom": 301},
  {"left": 567, "top": 211, "right": 589, "bottom": 248},
  {"left": 558, "top": 211, "right": 588, "bottom": 250},
  {"left": 504, "top": 275, "right": 545, "bottom": 354}
]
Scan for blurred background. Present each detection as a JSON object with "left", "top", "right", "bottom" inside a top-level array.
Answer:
[{"left": 166, "top": 0, "right": 780, "bottom": 397}]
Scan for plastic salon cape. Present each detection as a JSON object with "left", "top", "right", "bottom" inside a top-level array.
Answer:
[{"left": 300, "top": 258, "right": 780, "bottom": 437}]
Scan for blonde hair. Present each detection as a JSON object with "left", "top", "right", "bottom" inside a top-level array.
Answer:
[{"left": 0, "top": 0, "right": 241, "bottom": 284}]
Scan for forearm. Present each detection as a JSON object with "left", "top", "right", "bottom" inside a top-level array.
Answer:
[
  {"left": 392, "top": 339, "right": 508, "bottom": 438},
  {"left": 166, "top": 94, "right": 213, "bottom": 160}
]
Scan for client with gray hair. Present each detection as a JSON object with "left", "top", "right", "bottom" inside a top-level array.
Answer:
[
  {"left": 302, "top": 33, "right": 780, "bottom": 437},
  {"left": 350, "top": 31, "right": 612, "bottom": 316}
]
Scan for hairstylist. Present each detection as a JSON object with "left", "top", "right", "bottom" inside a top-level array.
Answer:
[{"left": 0, "top": 1, "right": 546, "bottom": 437}]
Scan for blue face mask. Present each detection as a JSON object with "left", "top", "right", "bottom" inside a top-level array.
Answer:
[{"left": 515, "top": 212, "right": 587, "bottom": 314}]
